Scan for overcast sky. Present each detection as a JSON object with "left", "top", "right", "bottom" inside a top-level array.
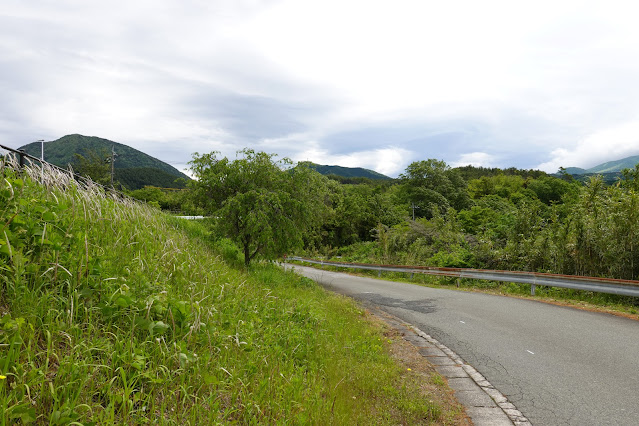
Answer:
[{"left": 3, "top": 0, "right": 639, "bottom": 177}]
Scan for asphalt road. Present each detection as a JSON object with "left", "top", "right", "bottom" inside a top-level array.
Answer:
[{"left": 288, "top": 264, "right": 639, "bottom": 426}]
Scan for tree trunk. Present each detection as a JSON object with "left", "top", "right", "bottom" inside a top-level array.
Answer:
[{"left": 243, "top": 242, "right": 251, "bottom": 267}]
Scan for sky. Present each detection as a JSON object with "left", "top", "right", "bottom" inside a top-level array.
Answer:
[{"left": 3, "top": 0, "right": 639, "bottom": 177}]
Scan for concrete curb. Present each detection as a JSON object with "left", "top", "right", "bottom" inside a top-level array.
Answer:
[{"left": 375, "top": 310, "right": 532, "bottom": 426}]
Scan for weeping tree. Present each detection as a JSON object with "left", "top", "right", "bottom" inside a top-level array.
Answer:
[{"left": 188, "top": 149, "right": 329, "bottom": 266}]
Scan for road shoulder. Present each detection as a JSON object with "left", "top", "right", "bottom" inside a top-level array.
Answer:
[{"left": 369, "top": 305, "right": 531, "bottom": 426}]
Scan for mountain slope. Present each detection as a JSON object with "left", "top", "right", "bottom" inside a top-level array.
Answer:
[
  {"left": 19, "top": 134, "right": 189, "bottom": 180},
  {"left": 586, "top": 155, "right": 639, "bottom": 173},
  {"left": 302, "top": 162, "right": 391, "bottom": 180},
  {"left": 564, "top": 167, "right": 588, "bottom": 175}
]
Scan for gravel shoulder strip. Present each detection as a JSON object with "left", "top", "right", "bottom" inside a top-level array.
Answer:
[{"left": 371, "top": 307, "right": 532, "bottom": 426}]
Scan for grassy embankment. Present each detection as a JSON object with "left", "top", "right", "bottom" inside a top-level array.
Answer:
[{"left": 0, "top": 159, "right": 465, "bottom": 424}]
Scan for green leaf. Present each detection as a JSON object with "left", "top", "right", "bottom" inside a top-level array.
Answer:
[
  {"left": 9, "top": 403, "right": 37, "bottom": 423},
  {"left": 150, "top": 320, "right": 169, "bottom": 336},
  {"left": 42, "top": 211, "right": 56, "bottom": 222},
  {"left": 114, "top": 294, "right": 133, "bottom": 308}
]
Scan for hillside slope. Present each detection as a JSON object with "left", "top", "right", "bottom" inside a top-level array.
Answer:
[
  {"left": 303, "top": 162, "right": 391, "bottom": 180},
  {"left": 0, "top": 161, "right": 461, "bottom": 424},
  {"left": 19, "top": 134, "right": 189, "bottom": 181},
  {"left": 564, "top": 167, "right": 588, "bottom": 175},
  {"left": 586, "top": 155, "right": 639, "bottom": 173},
  {"left": 566, "top": 154, "right": 639, "bottom": 175}
]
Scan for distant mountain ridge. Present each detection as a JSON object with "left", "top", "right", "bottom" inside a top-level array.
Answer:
[
  {"left": 564, "top": 167, "right": 588, "bottom": 175},
  {"left": 587, "top": 155, "right": 639, "bottom": 173},
  {"left": 18, "top": 134, "right": 189, "bottom": 189},
  {"left": 303, "top": 162, "right": 391, "bottom": 180},
  {"left": 567, "top": 155, "right": 639, "bottom": 174}
]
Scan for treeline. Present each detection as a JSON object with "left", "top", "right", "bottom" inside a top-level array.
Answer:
[
  {"left": 72, "top": 148, "right": 188, "bottom": 190},
  {"left": 321, "top": 162, "right": 639, "bottom": 281}
]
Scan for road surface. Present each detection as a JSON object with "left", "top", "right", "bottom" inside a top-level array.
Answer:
[{"left": 289, "top": 264, "right": 639, "bottom": 425}]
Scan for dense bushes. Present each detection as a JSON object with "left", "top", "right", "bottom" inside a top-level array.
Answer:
[{"left": 318, "top": 163, "right": 639, "bottom": 281}]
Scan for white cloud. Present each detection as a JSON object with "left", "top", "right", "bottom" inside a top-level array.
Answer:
[
  {"left": 450, "top": 152, "right": 496, "bottom": 168},
  {"left": 4, "top": 0, "right": 639, "bottom": 174},
  {"left": 537, "top": 121, "right": 639, "bottom": 172}
]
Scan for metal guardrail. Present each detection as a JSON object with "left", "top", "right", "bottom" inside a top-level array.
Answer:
[
  {"left": 285, "top": 256, "right": 639, "bottom": 298},
  {"left": 0, "top": 143, "right": 129, "bottom": 199}
]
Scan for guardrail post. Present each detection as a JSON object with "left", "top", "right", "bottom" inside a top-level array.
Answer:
[
  {"left": 378, "top": 268, "right": 381, "bottom": 277},
  {"left": 531, "top": 284, "right": 536, "bottom": 296},
  {"left": 410, "top": 272, "right": 414, "bottom": 280},
  {"left": 18, "top": 149, "right": 26, "bottom": 168}
]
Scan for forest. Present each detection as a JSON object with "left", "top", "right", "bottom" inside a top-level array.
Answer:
[{"left": 180, "top": 150, "right": 639, "bottom": 282}]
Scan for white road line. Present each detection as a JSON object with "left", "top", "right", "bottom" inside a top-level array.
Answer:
[
  {"left": 527, "top": 350, "right": 535, "bottom": 355},
  {"left": 460, "top": 321, "right": 466, "bottom": 324}
]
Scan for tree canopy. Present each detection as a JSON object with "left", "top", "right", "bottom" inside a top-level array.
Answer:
[
  {"left": 188, "top": 149, "right": 329, "bottom": 266},
  {"left": 399, "top": 159, "right": 471, "bottom": 218},
  {"left": 73, "top": 148, "right": 112, "bottom": 186}
]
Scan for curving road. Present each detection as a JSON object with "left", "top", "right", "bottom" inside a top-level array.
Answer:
[{"left": 289, "top": 264, "right": 639, "bottom": 425}]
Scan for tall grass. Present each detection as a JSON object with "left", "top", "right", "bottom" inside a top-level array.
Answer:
[{"left": 0, "top": 157, "right": 462, "bottom": 424}]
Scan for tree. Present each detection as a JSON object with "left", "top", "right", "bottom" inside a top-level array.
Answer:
[
  {"left": 399, "top": 159, "right": 471, "bottom": 218},
  {"left": 320, "top": 183, "right": 404, "bottom": 247},
  {"left": 620, "top": 164, "right": 639, "bottom": 191},
  {"left": 188, "top": 149, "right": 329, "bottom": 266},
  {"left": 73, "top": 148, "right": 112, "bottom": 186}
]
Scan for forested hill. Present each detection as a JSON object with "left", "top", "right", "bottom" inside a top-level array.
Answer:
[
  {"left": 18, "top": 134, "right": 190, "bottom": 189},
  {"left": 19, "top": 134, "right": 188, "bottom": 177},
  {"left": 586, "top": 155, "right": 639, "bottom": 173},
  {"left": 561, "top": 155, "right": 639, "bottom": 185},
  {"left": 302, "top": 162, "right": 391, "bottom": 180},
  {"left": 565, "top": 154, "right": 639, "bottom": 175}
]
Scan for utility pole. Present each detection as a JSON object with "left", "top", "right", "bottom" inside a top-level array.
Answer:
[
  {"left": 38, "top": 139, "right": 44, "bottom": 161},
  {"left": 36, "top": 139, "right": 44, "bottom": 180},
  {"left": 411, "top": 203, "right": 420, "bottom": 221}
]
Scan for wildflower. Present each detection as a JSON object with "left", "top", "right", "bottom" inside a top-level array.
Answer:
[
  {"left": 0, "top": 375, "right": 6, "bottom": 380},
  {"left": 407, "top": 368, "right": 412, "bottom": 371}
]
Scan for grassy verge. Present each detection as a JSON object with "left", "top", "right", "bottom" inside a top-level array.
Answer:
[{"left": 0, "top": 160, "right": 465, "bottom": 424}]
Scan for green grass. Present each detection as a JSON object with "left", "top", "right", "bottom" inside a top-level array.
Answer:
[{"left": 0, "top": 159, "right": 463, "bottom": 424}]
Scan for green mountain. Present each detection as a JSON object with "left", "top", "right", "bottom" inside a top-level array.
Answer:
[
  {"left": 18, "top": 134, "right": 189, "bottom": 189},
  {"left": 564, "top": 167, "right": 588, "bottom": 175},
  {"left": 303, "top": 162, "right": 391, "bottom": 180},
  {"left": 586, "top": 155, "right": 639, "bottom": 173}
]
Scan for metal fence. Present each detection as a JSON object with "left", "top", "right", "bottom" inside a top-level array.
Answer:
[
  {"left": 285, "top": 256, "right": 639, "bottom": 298},
  {"left": 0, "top": 143, "right": 128, "bottom": 198}
]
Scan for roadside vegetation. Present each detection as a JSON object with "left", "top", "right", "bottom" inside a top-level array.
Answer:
[
  {"left": 309, "top": 164, "right": 639, "bottom": 312},
  {"left": 181, "top": 149, "right": 639, "bottom": 313},
  {"left": 0, "top": 158, "right": 466, "bottom": 424},
  {"left": 8, "top": 141, "right": 639, "bottom": 422},
  {"left": 69, "top": 142, "right": 639, "bottom": 294}
]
